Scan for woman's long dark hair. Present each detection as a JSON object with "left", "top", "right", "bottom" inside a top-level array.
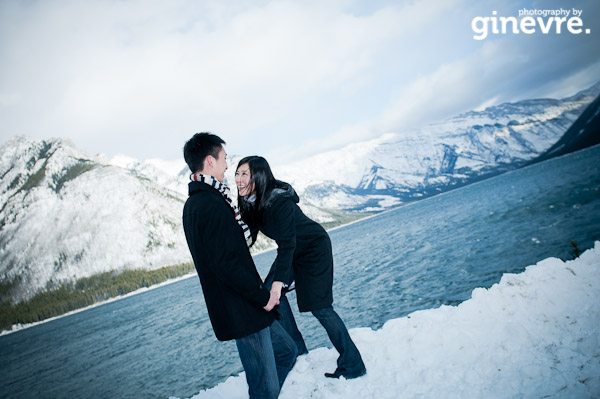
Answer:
[{"left": 236, "top": 156, "right": 277, "bottom": 227}]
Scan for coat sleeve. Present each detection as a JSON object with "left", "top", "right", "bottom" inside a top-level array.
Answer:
[
  {"left": 203, "top": 201, "right": 270, "bottom": 308},
  {"left": 249, "top": 224, "right": 259, "bottom": 247},
  {"left": 265, "top": 198, "right": 296, "bottom": 285}
]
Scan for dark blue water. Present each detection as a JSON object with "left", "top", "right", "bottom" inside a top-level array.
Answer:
[{"left": 1, "top": 145, "right": 599, "bottom": 399}]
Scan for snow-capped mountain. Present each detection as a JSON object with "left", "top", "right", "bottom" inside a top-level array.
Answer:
[
  {"left": 0, "top": 137, "right": 192, "bottom": 302},
  {"left": 530, "top": 86, "right": 600, "bottom": 165},
  {"left": 0, "top": 139, "right": 340, "bottom": 302},
  {"left": 275, "top": 83, "right": 600, "bottom": 211}
]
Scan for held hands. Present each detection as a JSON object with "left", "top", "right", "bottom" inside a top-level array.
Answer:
[
  {"left": 263, "top": 281, "right": 285, "bottom": 312},
  {"left": 263, "top": 290, "right": 280, "bottom": 312},
  {"left": 270, "top": 281, "right": 284, "bottom": 300}
]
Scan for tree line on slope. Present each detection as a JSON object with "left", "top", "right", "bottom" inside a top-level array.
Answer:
[{"left": 0, "top": 262, "right": 194, "bottom": 332}]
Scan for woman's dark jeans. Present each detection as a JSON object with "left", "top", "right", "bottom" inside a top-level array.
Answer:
[
  {"left": 311, "top": 306, "right": 365, "bottom": 374},
  {"left": 277, "top": 295, "right": 309, "bottom": 355},
  {"left": 265, "top": 270, "right": 365, "bottom": 374}
]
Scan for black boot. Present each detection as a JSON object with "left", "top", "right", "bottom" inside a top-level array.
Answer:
[{"left": 324, "top": 366, "right": 366, "bottom": 379}]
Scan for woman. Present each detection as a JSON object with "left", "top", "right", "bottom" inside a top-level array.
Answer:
[{"left": 235, "top": 156, "right": 366, "bottom": 379}]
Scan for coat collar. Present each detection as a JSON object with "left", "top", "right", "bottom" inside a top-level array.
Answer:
[
  {"left": 264, "top": 180, "right": 299, "bottom": 207},
  {"left": 188, "top": 180, "right": 221, "bottom": 197}
]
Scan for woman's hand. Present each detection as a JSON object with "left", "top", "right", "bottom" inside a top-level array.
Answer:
[
  {"left": 271, "top": 281, "right": 284, "bottom": 300},
  {"left": 263, "top": 290, "right": 280, "bottom": 311}
]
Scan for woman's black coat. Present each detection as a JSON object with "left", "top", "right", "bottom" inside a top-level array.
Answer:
[
  {"left": 251, "top": 183, "right": 334, "bottom": 312},
  {"left": 183, "top": 181, "right": 274, "bottom": 341}
]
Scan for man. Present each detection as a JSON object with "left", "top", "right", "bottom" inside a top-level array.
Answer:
[{"left": 182, "top": 132, "right": 297, "bottom": 399}]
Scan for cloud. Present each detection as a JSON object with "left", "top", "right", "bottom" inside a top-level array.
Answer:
[
  {"left": 1, "top": 0, "right": 598, "bottom": 163},
  {"left": 377, "top": 23, "right": 600, "bottom": 132},
  {"left": 0, "top": 1, "right": 408, "bottom": 156},
  {"left": 270, "top": 0, "right": 600, "bottom": 164}
]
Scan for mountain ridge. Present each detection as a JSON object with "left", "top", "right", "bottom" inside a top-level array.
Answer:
[
  {"left": 275, "top": 82, "right": 599, "bottom": 210},
  {"left": 1, "top": 82, "right": 598, "bottom": 302}
]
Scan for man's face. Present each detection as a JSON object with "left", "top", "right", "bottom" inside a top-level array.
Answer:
[{"left": 213, "top": 147, "right": 228, "bottom": 183}]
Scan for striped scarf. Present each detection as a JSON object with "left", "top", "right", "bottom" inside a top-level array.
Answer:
[{"left": 191, "top": 173, "right": 253, "bottom": 248}]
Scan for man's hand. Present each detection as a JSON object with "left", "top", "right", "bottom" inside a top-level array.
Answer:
[
  {"left": 263, "top": 290, "right": 280, "bottom": 311},
  {"left": 271, "top": 281, "right": 284, "bottom": 300}
]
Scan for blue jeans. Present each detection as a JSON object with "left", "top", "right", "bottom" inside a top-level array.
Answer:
[
  {"left": 236, "top": 321, "right": 297, "bottom": 399},
  {"left": 311, "top": 306, "right": 365, "bottom": 374}
]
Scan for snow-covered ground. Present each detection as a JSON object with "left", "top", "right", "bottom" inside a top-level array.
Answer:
[{"left": 176, "top": 242, "right": 600, "bottom": 399}]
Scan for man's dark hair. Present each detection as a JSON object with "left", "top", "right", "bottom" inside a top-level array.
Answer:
[{"left": 183, "top": 132, "right": 226, "bottom": 173}]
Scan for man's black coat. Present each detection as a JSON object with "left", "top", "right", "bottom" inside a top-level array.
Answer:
[{"left": 183, "top": 181, "right": 274, "bottom": 341}]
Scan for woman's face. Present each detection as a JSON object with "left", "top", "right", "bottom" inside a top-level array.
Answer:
[{"left": 235, "top": 163, "right": 254, "bottom": 196}]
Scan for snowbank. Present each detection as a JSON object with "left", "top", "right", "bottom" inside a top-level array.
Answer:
[{"left": 176, "top": 242, "right": 600, "bottom": 399}]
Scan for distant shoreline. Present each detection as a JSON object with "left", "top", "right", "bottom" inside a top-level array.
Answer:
[
  {"left": 1, "top": 273, "right": 196, "bottom": 336},
  {"left": 1, "top": 211, "right": 382, "bottom": 337}
]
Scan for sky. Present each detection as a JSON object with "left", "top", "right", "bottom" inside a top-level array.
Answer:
[{"left": 1, "top": 0, "right": 599, "bottom": 167}]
